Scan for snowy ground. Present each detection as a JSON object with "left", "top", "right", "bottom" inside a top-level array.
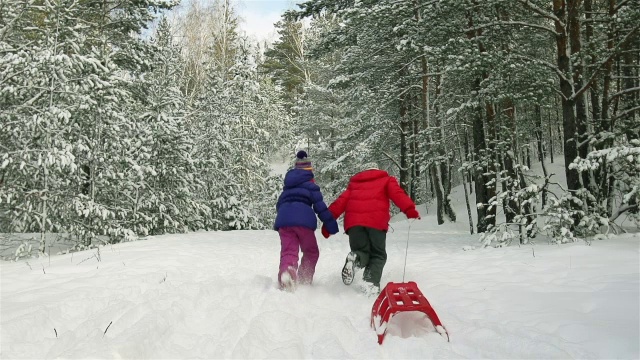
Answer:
[
  {"left": 1, "top": 160, "right": 639, "bottom": 359},
  {"left": 1, "top": 222, "right": 638, "bottom": 359}
]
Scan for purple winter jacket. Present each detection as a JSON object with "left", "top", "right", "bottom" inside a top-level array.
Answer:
[{"left": 273, "top": 169, "right": 339, "bottom": 234}]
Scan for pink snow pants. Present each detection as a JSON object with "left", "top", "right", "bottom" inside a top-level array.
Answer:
[{"left": 278, "top": 226, "right": 319, "bottom": 285}]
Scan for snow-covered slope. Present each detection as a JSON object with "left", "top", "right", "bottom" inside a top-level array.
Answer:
[{"left": 1, "top": 158, "right": 639, "bottom": 359}]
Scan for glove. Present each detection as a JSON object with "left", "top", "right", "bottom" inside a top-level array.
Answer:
[
  {"left": 406, "top": 208, "right": 421, "bottom": 220},
  {"left": 321, "top": 225, "right": 330, "bottom": 239}
]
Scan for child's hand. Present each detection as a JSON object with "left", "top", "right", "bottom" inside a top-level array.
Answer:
[
  {"left": 406, "top": 208, "right": 421, "bottom": 220},
  {"left": 321, "top": 225, "right": 331, "bottom": 239}
]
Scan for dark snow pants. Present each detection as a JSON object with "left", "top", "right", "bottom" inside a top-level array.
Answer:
[{"left": 347, "top": 226, "right": 387, "bottom": 287}]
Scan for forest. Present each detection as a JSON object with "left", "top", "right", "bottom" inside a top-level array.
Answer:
[{"left": 1, "top": 0, "right": 639, "bottom": 254}]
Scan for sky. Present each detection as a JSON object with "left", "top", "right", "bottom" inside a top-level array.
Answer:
[
  {"left": 1, "top": 159, "right": 639, "bottom": 359},
  {"left": 235, "top": 0, "right": 299, "bottom": 43},
  {"left": 150, "top": 0, "right": 299, "bottom": 44}
]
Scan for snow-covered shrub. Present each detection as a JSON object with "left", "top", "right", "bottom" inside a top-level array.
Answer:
[
  {"left": 14, "top": 240, "right": 34, "bottom": 261},
  {"left": 480, "top": 168, "right": 541, "bottom": 247},
  {"left": 542, "top": 195, "right": 579, "bottom": 244},
  {"left": 540, "top": 190, "right": 608, "bottom": 244},
  {"left": 253, "top": 174, "right": 284, "bottom": 229},
  {"left": 480, "top": 223, "right": 518, "bottom": 248},
  {"left": 573, "top": 189, "right": 611, "bottom": 237},
  {"left": 571, "top": 141, "right": 640, "bottom": 228}
]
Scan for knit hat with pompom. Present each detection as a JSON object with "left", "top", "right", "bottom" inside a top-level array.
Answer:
[{"left": 294, "top": 150, "right": 312, "bottom": 170}]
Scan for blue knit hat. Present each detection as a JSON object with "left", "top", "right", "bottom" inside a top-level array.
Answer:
[{"left": 294, "top": 150, "right": 312, "bottom": 170}]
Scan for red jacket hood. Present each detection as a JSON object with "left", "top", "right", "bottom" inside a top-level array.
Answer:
[{"left": 350, "top": 169, "right": 388, "bottom": 183}]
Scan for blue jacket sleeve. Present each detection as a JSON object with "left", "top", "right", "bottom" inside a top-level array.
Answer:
[{"left": 311, "top": 188, "right": 339, "bottom": 234}]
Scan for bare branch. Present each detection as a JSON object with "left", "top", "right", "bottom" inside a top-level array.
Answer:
[
  {"left": 571, "top": 25, "right": 640, "bottom": 100},
  {"left": 611, "top": 105, "right": 640, "bottom": 120},
  {"left": 517, "top": 0, "right": 565, "bottom": 28},
  {"left": 381, "top": 150, "right": 402, "bottom": 170},
  {"left": 103, "top": 321, "right": 113, "bottom": 338},
  {"left": 610, "top": 204, "right": 639, "bottom": 222},
  {"left": 609, "top": 86, "right": 640, "bottom": 101}
]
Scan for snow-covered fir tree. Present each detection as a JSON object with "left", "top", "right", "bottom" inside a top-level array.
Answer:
[
  {"left": 1, "top": 0, "right": 179, "bottom": 249},
  {"left": 179, "top": 2, "right": 292, "bottom": 230},
  {"left": 131, "top": 17, "right": 210, "bottom": 235}
]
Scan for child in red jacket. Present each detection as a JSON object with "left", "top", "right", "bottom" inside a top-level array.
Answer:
[{"left": 323, "top": 166, "right": 420, "bottom": 294}]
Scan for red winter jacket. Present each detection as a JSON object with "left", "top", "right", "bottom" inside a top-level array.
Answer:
[{"left": 328, "top": 169, "right": 417, "bottom": 232}]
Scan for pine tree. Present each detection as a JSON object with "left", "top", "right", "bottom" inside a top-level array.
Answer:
[
  {"left": 132, "top": 17, "right": 210, "bottom": 235},
  {"left": 1, "top": 0, "right": 104, "bottom": 250},
  {"left": 67, "top": 0, "right": 178, "bottom": 244},
  {"left": 188, "top": 18, "right": 292, "bottom": 230},
  {"left": 262, "top": 18, "right": 309, "bottom": 106},
  {"left": 1, "top": 0, "right": 178, "bottom": 251}
]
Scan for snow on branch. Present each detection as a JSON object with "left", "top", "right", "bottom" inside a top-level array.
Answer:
[
  {"left": 0, "top": 0, "right": 38, "bottom": 41},
  {"left": 510, "top": 54, "right": 569, "bottom": 84},
  {"left": 615, "top": 0, "right": 634, "bottom": 12},
  {"left": 463, "top": 21, "right": 559, "bottom": 36}
]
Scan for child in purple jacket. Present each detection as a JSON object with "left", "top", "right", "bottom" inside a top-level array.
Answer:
[{"left": 273, "top": 151, "right": 339, "bottom": 291}]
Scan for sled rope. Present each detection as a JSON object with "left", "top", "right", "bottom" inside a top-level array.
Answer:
[{"left": 402, "top": 220, "right": 414, "bottom": 282}]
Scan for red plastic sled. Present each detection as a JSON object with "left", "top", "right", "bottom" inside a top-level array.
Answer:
[{"left": 370, "top": 281, "right": 450, "bottom": 344}]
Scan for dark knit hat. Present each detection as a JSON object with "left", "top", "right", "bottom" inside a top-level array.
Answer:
[{"left": 294, "top": 150, "right": 312, "bottom": 170}]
